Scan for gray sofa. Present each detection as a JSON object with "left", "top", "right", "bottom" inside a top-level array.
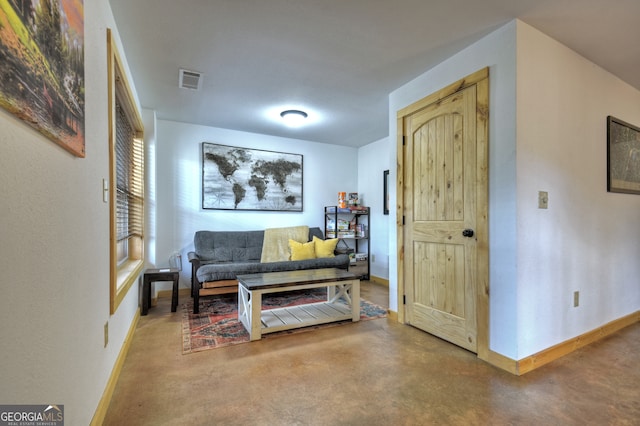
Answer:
[{"left": 187, "top": 227, "right": 349, "bottom": 313}]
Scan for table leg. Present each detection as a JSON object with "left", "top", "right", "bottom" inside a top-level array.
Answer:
[
  {"left": 238, "top": 285, "right": 250, "bottom": 332},
  {"left": 250, "top": 290, "right": 263, "bottom": 341},
  {"left": 328, "top": 283, "right": 353, "bottom": 305},
  {"left": 351, "top": 279, "right": 360, "bottom": 322},
  {"left": 171, "top": 276, "right": 179, "bottom": 312},
  {"left": 142, "top": 276, "right": 151, "bottom": 316},
  {"left": 327, "top": 285, "right": 336, "bottom": 301}
]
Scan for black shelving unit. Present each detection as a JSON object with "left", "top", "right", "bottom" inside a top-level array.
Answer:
[{"left": 324, "top": 206, "right": 370, "bottom": 280}]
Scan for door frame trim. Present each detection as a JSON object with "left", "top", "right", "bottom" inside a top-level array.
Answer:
[{"left": 396, "top": 67, "right": 491, "bottom": 361}]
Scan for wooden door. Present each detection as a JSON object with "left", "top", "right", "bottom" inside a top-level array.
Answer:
[{"left": 399, "top": 69, "right": 488, "bottom": 353}]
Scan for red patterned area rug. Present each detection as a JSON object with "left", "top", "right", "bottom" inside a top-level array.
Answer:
[{"left": 182, "top": 288, "right": 387, "bottom": 354}]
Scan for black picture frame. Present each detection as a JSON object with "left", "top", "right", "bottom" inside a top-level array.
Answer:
[
  {"left": 202, "top": 142, "right": 303, "bottom": 211},
  {"left": 383, "top": 170, "right": 390, "bottom": 215},
  {"left": 607, "top": 116, "right": 640, "bottom": 195}
]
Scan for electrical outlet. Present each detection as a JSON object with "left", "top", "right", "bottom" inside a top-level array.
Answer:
[
  {"left": 371, "top": 254, "right": 376, "bottom": 263},
  {"left": 104, "top": 322, "right": 109, "bottom": 347},
  {"left": 538, "top": 191, "right": 548, "bottom": 209},
  {"left": 573, "top": 291, "right": 579, "bottom": 307}
]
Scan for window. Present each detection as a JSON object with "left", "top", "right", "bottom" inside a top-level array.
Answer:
[{"left": 108, "top": 29, "right": 144, "bottom": 314}]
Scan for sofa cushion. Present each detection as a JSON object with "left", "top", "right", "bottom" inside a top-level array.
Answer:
[
  {"left": 194, "top": 230, "right": 264, "bottom": 262},
  {"left": 289, "top": 239, "right": 316, "bottom": 261},
  {"left": 309, "top": 227, "right": 324, "bottom": 241},
  {"left": 196, "top": 261, "right": 262, "bottom": 282},
  {"left": 196, "top": 254, "right": 351, "bottom": 283},
  {"left": 313, "top": 236, "right": 338, "bottom": 258}
]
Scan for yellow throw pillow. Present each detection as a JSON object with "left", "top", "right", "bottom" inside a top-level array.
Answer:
[
  {"left": 289, "top": 239, "right": 316, "bottom": 261},
  {"left": 313, "top": 236, "right": 338, "bottom": 258}
]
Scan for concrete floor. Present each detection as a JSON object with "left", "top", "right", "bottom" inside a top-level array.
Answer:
[{"left": 103, "top": 281, "right": 639, "bottom": 425}]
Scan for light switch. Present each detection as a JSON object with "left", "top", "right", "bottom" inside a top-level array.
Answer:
[
  {"left": 538, "top": 191, "right": 548, "bottom": 209},
  {"left": 103, "top": 179, "right": 109, "bottom": 203}
]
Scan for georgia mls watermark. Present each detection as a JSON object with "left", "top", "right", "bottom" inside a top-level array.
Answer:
[{"left": 0, "top": 405, "right": 64, "bottom": 426}]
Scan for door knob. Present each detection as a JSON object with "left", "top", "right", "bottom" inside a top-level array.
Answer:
[{"left": 462, "top": 229, "right": 474, "bottom": 238}]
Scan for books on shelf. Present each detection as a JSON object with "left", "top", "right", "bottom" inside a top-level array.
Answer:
[
  {"left": 349, "top": 253, "right": 368, "bottom": 264},
  {"left": 326, "top": 231, "right": 357, "bottom": 238},
  {"left": 326, "top": 231, "right": 367, "bottom": 239},
  {"left": 325, "top": 218, "right": 352, "bottom": 231},
  {"left": 355, "top": 252, "right": 368, "bottom": 261},
  {"left": 326, "top": 206, "right": 369, "bottom": 213},
  {"left": 337, "top": 219, "right": 350, "bottom": 230}
]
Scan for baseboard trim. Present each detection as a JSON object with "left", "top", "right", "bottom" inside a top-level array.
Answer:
[
  {"left": 90, "top": 308, "right": 140, "bottom": 425},
  {"left": 516, "top": 310, "right": 639, "bottom": 375},
  {"left": 483, "top": 350, "right": 518, "bottom": 375},
  {"left": 387, "top": 310, "right": 398, "bottom": 322},
  {"left": 370, "top": 275, "right": 389, "bottom": 287}
]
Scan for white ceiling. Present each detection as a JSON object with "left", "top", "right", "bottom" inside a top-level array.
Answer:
[{"left": 108, "top": 0, "right": 640, "bottom": 148}]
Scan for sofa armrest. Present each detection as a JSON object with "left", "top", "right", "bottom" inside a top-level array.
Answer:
[
  {"left": 187, "top": 251, "right": 201, "bottom": 265},
  {"left": 187, "top": 251, "right": 202, "bottom": 298}
]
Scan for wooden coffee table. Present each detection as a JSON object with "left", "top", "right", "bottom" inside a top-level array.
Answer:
[{"left": 237, "top": 268, "right": 360, "bottom": 341}]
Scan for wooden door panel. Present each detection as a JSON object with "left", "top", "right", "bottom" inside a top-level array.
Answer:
[
  {"left": 413, "top": 114, "right": 464, "bottom": 222},
  {"left": 413, "top": 241, "right": 465, "bottom": 317},
  {"left": 403, "top": 84, "right": 478, "bottom": 352}
]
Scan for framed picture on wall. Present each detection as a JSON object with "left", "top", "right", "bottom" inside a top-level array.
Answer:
[
  {"left": 201, "top": 142, "right": 303, "bottom": 211},
  {"left": 607, "top": 116, "right": 640, "bottom": 195},
  {"left": 0, "top": 0, "right": 85, "bottom": 157}
]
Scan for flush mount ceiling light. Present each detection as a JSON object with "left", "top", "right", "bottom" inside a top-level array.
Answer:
[{"left": 280, "top": 109, "right": 308, "bottom": 128}]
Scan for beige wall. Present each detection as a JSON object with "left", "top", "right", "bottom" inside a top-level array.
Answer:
[
  {"left": 388, "top": 19, "right": 640, "bottom": 360},
  {"left": 516, "top": 21, "right": 640, "bottom": 357},
  {"left": 0, "top": 0, "right": 141, "bottom": 423},
  {"left": 389, "top": 20, "right": 519, "bottom": 357}
]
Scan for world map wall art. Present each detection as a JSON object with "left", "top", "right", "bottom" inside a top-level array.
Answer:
[
  {"left": 0, "top": 0, "right": 85, "bottom": 157},
  {"left": 202, "top": 142, "right": 303, "bottom": 211}
]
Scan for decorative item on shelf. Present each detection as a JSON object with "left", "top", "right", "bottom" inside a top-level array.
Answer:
[
  {"left": 338, "top": 192, "right": 347, "bottom": 208},
  {"left": 335, "top": 239, "right": 354, "bottom": 255},
  {"left": 355, "top": 252, "right": 368, "bottom": 261},
  {"left": 348, "top": 192, "right": 359, "bottom": 206}
]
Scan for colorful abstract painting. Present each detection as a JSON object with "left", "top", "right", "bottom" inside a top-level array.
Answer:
[{"left": 0, "top": 0, "right": 85, "bottom": 157}]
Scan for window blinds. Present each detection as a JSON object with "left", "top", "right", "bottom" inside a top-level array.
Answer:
[{"left": 115, "top": 101, "right": 144, "bottom": 243}]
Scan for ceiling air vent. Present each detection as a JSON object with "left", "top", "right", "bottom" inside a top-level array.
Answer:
[{"left": 179, "top": 69, "right": 202, "bottom": 90}]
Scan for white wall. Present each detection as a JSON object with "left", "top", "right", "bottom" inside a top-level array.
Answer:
[
  {"left": 516, "top": 22, "right": 640, "bottom": 357},
  {"left": 388, "top": 19, "right": 640, "bottom": 361},
  {"left": 0, "top": 0, "right": 141, "bottom": 423},
  {"left": 151, "top": 120, "right": 359, "bottom": 291},
  {"left": 358, "top": 137, "right": 391, "bottom": 280},
  {"left": 389, "top": 21, "right": 519, "bottom": 357}
]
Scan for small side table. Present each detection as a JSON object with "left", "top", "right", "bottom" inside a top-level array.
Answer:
[{"left": 142, "top": 268, "right": 180, "bottom": 315}]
